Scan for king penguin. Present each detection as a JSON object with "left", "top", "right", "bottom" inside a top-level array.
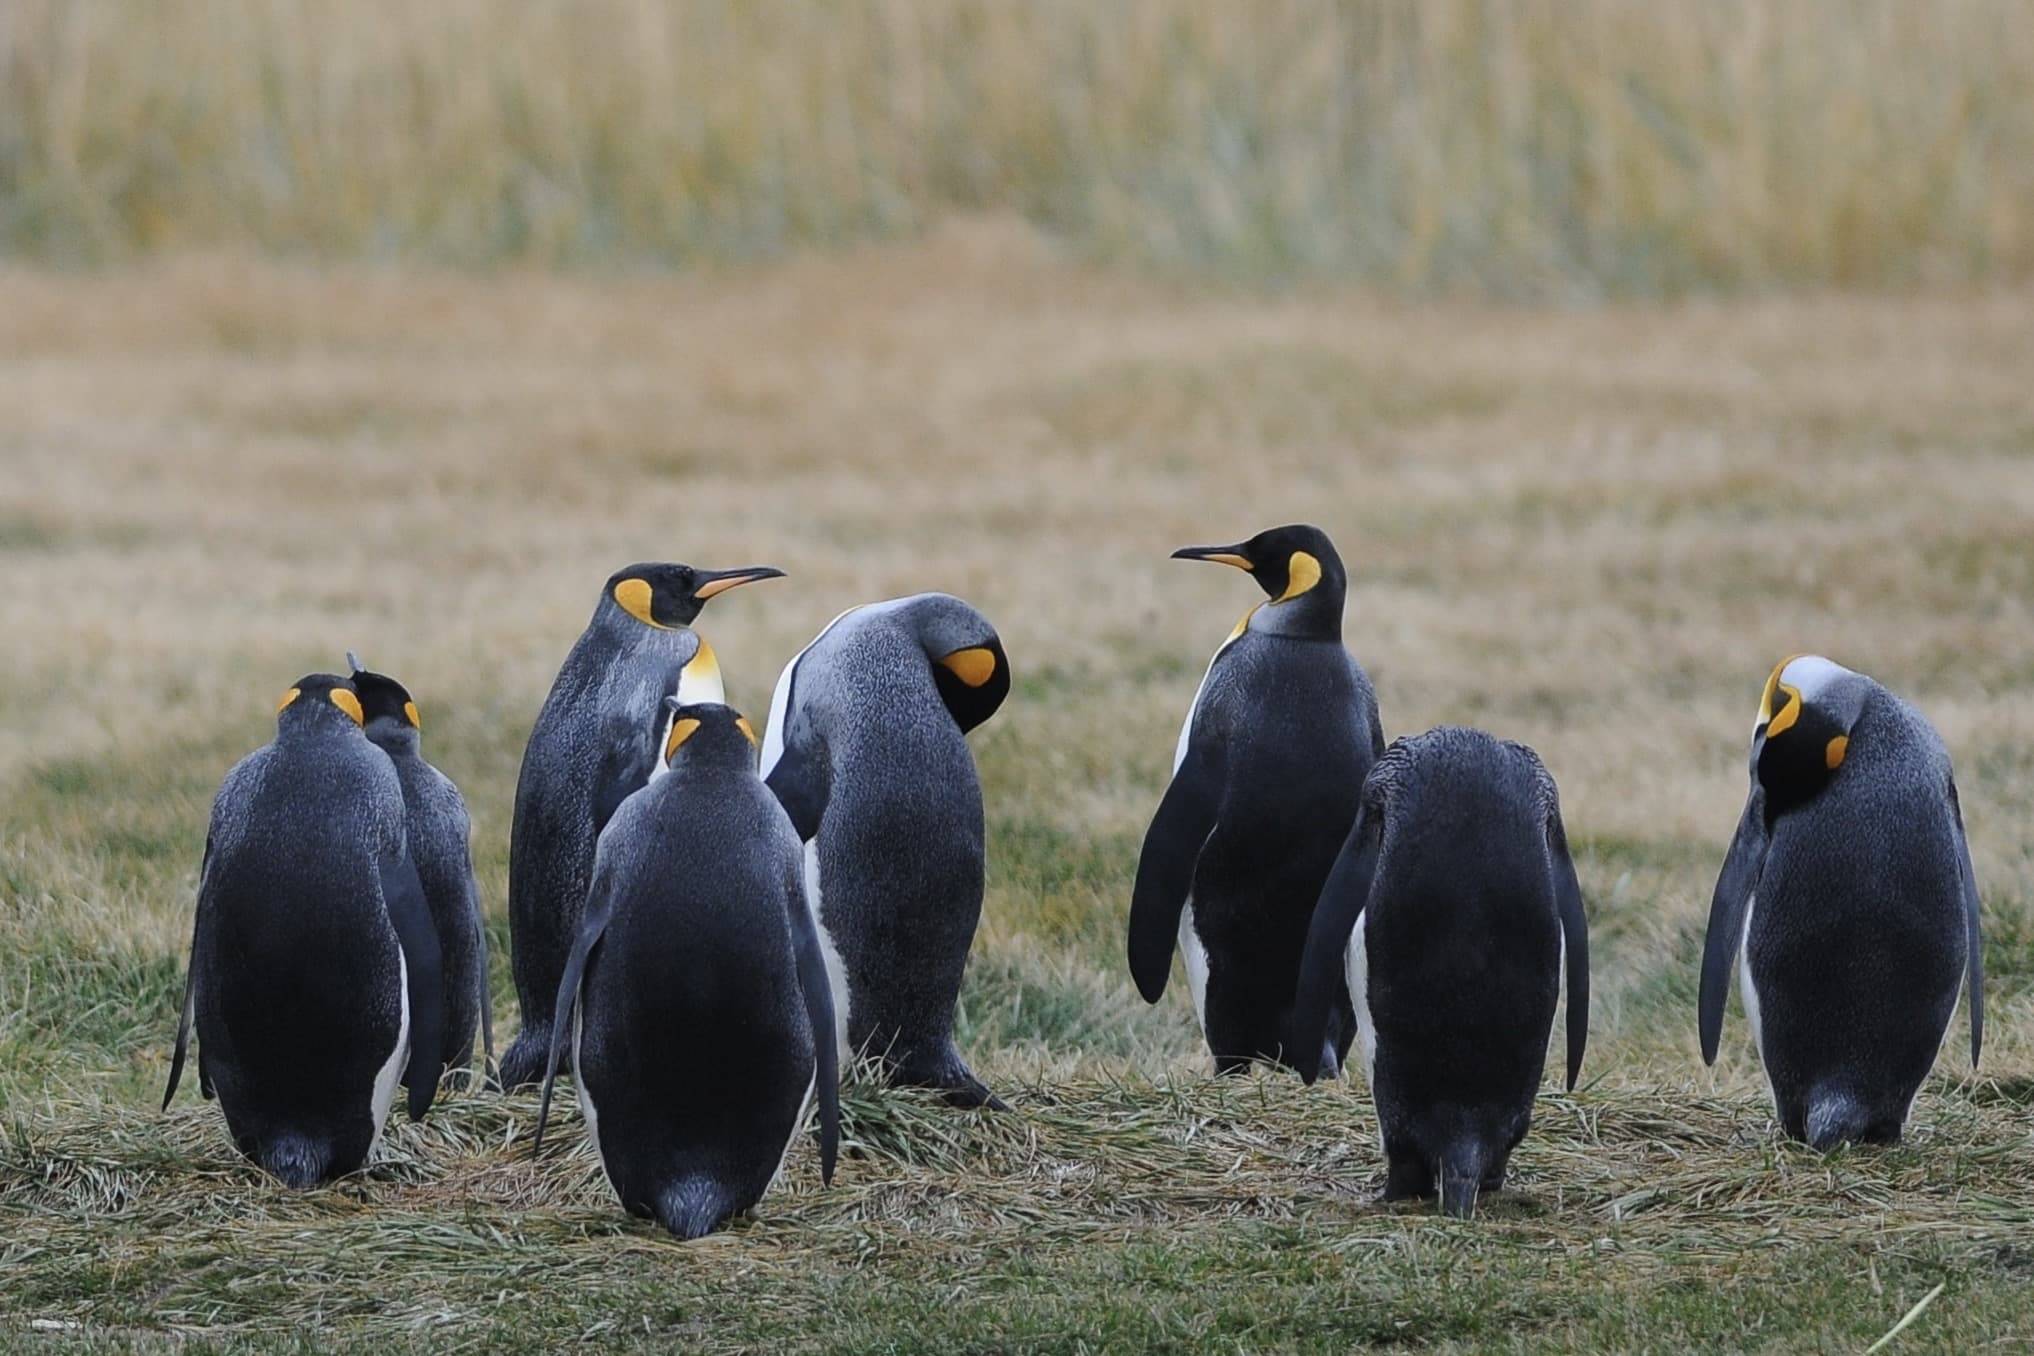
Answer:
[
  {"left": 346, "top": 653, "right": 493, "bottom": 1083},
  {"left": 1701, "top": 655, "right": 1983, "bottom": 1148},
  {"left": 164, "top": 674, "right": 444, "bottom": 1186},
  {"left": 499, "top": 561, "right": 783, "bottom": 1089},
  {"left": 1290, "top": 727, "right": 1589, "bottom": 1218},
  {"left": 534, "top": 701, "right": 838, "bottom": 1239},
  {"left": 758, "top": 593, "right": 1011, "bottom": 1108},
  {"left": 1128, "top": 524, "right": 1383, "bottom": 1076}
]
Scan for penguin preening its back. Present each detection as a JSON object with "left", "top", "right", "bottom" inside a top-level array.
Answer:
[
  {"left": 499, "top": 561, "right": 784, "bottom": 1090},
  {"left": 534, "top": 702, "right": 838, "bottom": 1239},
  {"left": 759, "top": 593, "right": 1011, "bottom": 1108},
  {"left": 1290, "top": 727, "right": 1589, "bottom": 1219},
  {"left": 347, "top": 653, "right": 493, "bottom": 1082},
  {"left": 164, "top": 674, "right": 444, "bottom": 1187},
  {"left": 1128, "top": 525, "right": 1383, "bottom": 1076},
  {"left": 1701, "top": 656, "right": 1982, "bottom": 1149}
]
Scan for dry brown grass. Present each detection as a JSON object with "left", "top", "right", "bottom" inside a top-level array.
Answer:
[{"left": 3, "top": 226, "right": 2033, "bottom": 1347}]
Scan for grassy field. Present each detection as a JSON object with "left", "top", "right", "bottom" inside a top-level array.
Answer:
[
  {"left": 6, "top": 0, "right": 2034, "bottom": 295},
  {"left": 3, "top": 225, "right": 2034, "bottom": 1350}
]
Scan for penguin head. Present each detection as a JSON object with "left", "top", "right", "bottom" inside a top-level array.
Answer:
[
  {"left": 343, "top": 652, "right": 423, "bottom": 750},
  {"left": 274, "top": 673, "right": 366, "bottom": 737},
  {"left": 654, "top": 699, "right": 761, "bottom": 775},
  {"left": 1172, "top": 524, "right": 1346, "bottom": 633},
  {"left": 1752, "top": 654, "right": 1870, "bottom": 821},
  {"left": 604, "top": 562, "right": 786, "bottom": 630}
]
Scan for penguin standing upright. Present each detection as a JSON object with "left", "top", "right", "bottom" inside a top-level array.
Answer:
[
  {"left": 1128, "top": 525, "right": 1382, "bottom": 1076},
  {"left": 164, "top": 675, "right": 443, "bottom": 1186},
  {"left": 499, "top": 561, "right": 783, "bottom": 1089},
  {"left": 346, "top": 653, "right": 492, "bottom": 1081},
  {"left": 759, "top": 593, "right": 1010, "bottom": 1107},
  {"left": 1701, "top": 655, "right": 1983, "bottom": 1148},
  {"left": 534, "top": 701, "right": 838, "bottom": 1239},
  {"left": 1290, "top": 727, "right": 1589, "bottom": 1218}
]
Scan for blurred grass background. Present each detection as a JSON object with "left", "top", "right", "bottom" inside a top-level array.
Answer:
[{"left": 5, "top": 0, "right": 2033, "bottom": 295}]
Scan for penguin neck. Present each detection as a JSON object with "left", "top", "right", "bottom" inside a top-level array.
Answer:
[
  {"left": 596, "top": 593, "right": 697, "bottom": 638},
  {"left": 364, "top": 721, "right": 422, "bottom": 760},
  {"left": 1249, "top": 583, "right": 1344, "bottom": 642}
]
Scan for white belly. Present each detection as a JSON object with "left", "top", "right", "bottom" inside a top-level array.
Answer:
[
  {"left": 571, "top": 1001, "right": 611, "bottom": 1180},
  {"left": 770, "top": 1075, "right": 818, "bottom": 1192},
  {"left": 367, "top": 950, "right": 411, "bottom": 1158},
  {"left": 1738, "top": 892, "right": 1778, "bottom": 1114},
  {"left": 1343, "top": 910, "right": 1376, "bottom": 1086},
  {"left": 1178, "top": 903, "right": 1211, "bottom": 1039},
  {"left": 804, "top": 840, "right": 852, "bottom": 1063}
]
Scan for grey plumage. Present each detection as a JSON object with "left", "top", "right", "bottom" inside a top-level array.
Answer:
[
  {"left": 500, "top": 561, "right": 781, "bottom": 1089},
  {"left": 1291, "top": 727, "right": 1589, "bottom": 1219},
  {"left": 534, "top": 702, "right": 838, "bottom": 1240},
  {"left": 760, "top": 593, "right": 1011, "bottom": 1108},
  {"left": 163, "top": 674, "right": 444, "bottom": 1187},
  {"left": 1701, "top": 656, "right": 1981, "bottom": 1149}
]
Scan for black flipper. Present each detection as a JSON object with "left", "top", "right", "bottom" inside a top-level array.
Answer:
[
  {"left": 380, "top": 847, "right": 445, "bottom": 1121},
  {"left": 1699, "top": 791, "right": 1766, "bottom": 1066},
  {"left": 1290, "top": 805, "right": 1380, "bottom": 1086},
  {"left": 1546, "top": 804, "right": 1590, "bottom": 1091},
  {"left": 1127, "top": 736, "right": 1225, "bottom": 1003},
  {"left": 1950, "top": 778, "right": 1983, "bottom": 1066},
  {"left": 592, "top": 710, "right": 662, "bottom": 840},
  {"left": 533, "top": 865, "right": 619, "bottom": 1154},
  {"left": 472, "top": 873, "right": 498, "bottom": 1086},
  {"left": 164, "top": 836, "right": 213, "bottom": 1111},
  {"left": 786, "top": 885, "right": 840, "bottom": 1185},
  {"left": 764, "top": 727, "right": 831, "bottom": 844}
]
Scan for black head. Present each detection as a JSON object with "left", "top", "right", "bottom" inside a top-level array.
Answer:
[
  {"left": 604, "top": 561, "right": 786, "bottom": 630},
  {"left": 344, "top": 652, "right": 422, "bottom": 747},
  {"left": 656, "top": 699, "right": 761, "bottom": 773},
  {"left": 1750, "top": 654, "right": 1870, "bottom": 824},
  {"left": 1172, "top": 524, "right": 1347, "bottom": 633},
  {"left": 274, "top": 673, "right": 365, "bottom": 737}
]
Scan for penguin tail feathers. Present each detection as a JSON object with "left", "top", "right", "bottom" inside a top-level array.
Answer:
[
  {"left": 655, "top": 1178, "right": 738, "bottom": 1241},
  {"left": 1438, "top": 1143, "right": 1488, "bottom": 1220},
  {"left": 495, "top": 1031, "right": 553, "bottom": 1092},
  {"left": 258, "top": 1133, "right": 332, "bottom": 1189},
  {"left": 1804, "top": 1089, "right": 1877, "bottom": 1152}
]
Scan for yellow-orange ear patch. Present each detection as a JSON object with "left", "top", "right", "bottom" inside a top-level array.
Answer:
[
  {"left": 1765, "top": 684, "right": 1803, "bottom": 739},
  {"left": 329, "top": 689, "right": 365, "bottom": 725},
  {"left": 735, "top": 716, "right": 759, "bottom": 746},
  {"left": 614, "top": 577, "right": 662, "bottom": 628},
  {"left": 665, "top": 717, "right": 702, "bottom": 761},
  {"left": 404, "top": 700, "right": 422, "bottom": 729},
  {"left": 1277, "top": 551, "right": 1323, "bottom": 602},
  {"left": 1825, "top": 735, "right": 1849, "bottom": 769},
  {"left": 1757, "top": 654, "right": 1806, "bottom": 725},
  {"left": 940, "top": 647, "right": 998, "bottom": 688},
  {"left": 277, "top": 687, "right": 302, "bottom": 713}
]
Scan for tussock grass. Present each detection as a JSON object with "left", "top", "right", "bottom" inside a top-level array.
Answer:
[
  {"left": 2, "top": 241, "right": 2033, "bottom": 1346},
  {"left": 4, "top": 1, "right": 2034, "bottom": 295}
]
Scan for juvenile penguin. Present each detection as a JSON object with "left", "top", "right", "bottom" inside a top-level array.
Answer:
[
  {"left": 500, "top": 561, "right": 783, "bottom": 1089},
  {"left": 534, "top": 702, "right": 838, "bottom": 1239},
  {"left": 1128, "top": 524, "right": 1382, "bottom": 1076},
  {"left": 759, "top": 593, "right": 1010, "bottom": 1107},
  {"left": 1701, "top": 655, "right": 1983, "bottom": 1148},
  {"left": 1290, "top": 728, "right": 1589, "bottom": 1218},
  {"left": 164, "top": 675, "right": 444, "bottom": 1186},
  {"left": 347, "top": 653, "right": 492, "bottom": 1081}
]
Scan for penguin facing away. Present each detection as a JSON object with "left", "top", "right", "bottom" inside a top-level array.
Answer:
[
  {"left": 346, "top": 653, "right": 493, "bottom": 1083},
  {"left": 534, "top": 701, "right": 838, "bottom": 1239},
  {"left": 1701, "top": 655, "right": 1982, "bottom": 1148},
  {"left": 759, "top": 593, "right": 1011, "bottom": 1108},
  {"left": 1128, "top": 525, "right": 1383, "bottom": 1077},
  {"left": 1290, "top": 727, "right": 1589, "bottom": 1219},
  {"left": 500, "top": 560, "right": 783, "bottom": 1089},
  {"left": 164, "top": 674, "right": 444, "bottom": 1187}
]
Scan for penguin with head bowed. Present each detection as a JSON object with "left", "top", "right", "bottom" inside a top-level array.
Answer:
[
  {"left": 759, "top": 593, "right": 1010, "bottom": 1108},
  {"left": 1290, "top": 727, "right": 1589, "bottom": 1219},
  {"left": 534, "top": 701, "right": 838, "bottom": 1239},
  {"left": 499, "top": 560, "right": 784, "bottom": 1089},
  {"left": 345, "top": 653, "right": 493, "bottom": 1084},
  {"left": 1128, "top": 524, "right": 1384, "bottom": 1077},
  {"left": 163, "top": 674, "right": 444, "bottom": 1187},
  {"left": 1701, "top": 656, "right": 1982, "bottom": 1149}
]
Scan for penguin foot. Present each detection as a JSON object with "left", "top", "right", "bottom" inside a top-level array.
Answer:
[
  {"left": 889, "top": 1049, "right": 1006, "bottom": 1110},
  {"left": 495, "top": 1032, "right": 558, "bottom": 1092}
]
